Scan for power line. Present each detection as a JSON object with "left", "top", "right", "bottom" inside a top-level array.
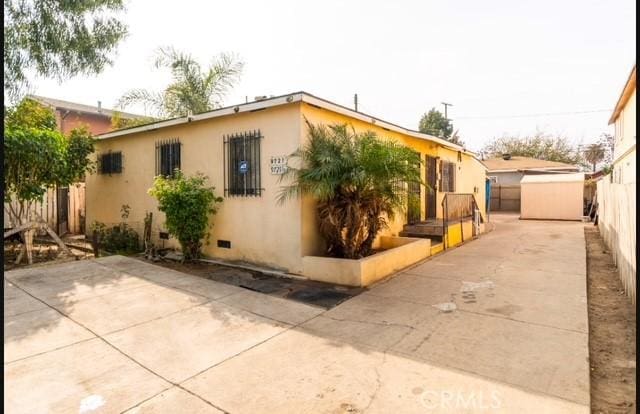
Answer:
[{"left": 455, "top": 109, "right": 612, "bottom": 120}]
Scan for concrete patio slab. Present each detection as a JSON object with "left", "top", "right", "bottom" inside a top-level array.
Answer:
[
  {"left": 218, "top": 289, "right": 324, "bottom": 325},
  {"left": 3, "top": 280, "right": 48, "bottom": 317},
  {"left": 104, "top": 301, "right": 289, "bottom": 383},
  {"left": 4, "top": 308, "right": 94, "bottom": 362},
  {"left": 4, "top": 338, "right": 169, "bottom": 414},
  {"left": 390, "top": 310, "right": 589, "bottom": 405},
  {"left": 4, "top": 213, "right": 591, "bottom": 413},
  {"left": 6, "top": 260, "right": 119, "bottom": 284},
  {"left": 370, "top": 274, "right": 587, "bottom": 332},
  {"left": 406, "top": 261, "right": 586, "bottom": 296},
  {"left": 123, "top": 387, "right": 223, "bottom": 413},
  {"left": 55, "top": 284, "right": 209, "bottom": 335},
  {"left": 96, "top": 256, "right": 244, "bottom": 300},
  {"left": 11, "top": 270, "right": 154, "bottom": 308},
  {"left": 365, "top": 273, "right": 462, "bottom": 305},
  {"left": 183, "top": 328, "right": 588, "bottom": 414},
  {"left": 297, "top": 294, "right": 442, "bottom": 351}
]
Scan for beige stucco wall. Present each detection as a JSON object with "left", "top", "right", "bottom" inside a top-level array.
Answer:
[
  {"left": 520, "top": 181, "right": 584, "bottom": 220},
  {"left": 302, "top": 237, "right": 431, "bottom": 287},
  {"left": 86, "top": 103, "right": 305, "bottom": 272},
  {"left": 87, "top": 100, "right": 487, "bottom": 274}
]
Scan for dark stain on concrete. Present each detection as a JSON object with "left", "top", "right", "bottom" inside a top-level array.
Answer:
[{"left": 486, "top": 304, "right": 522, "bottom": 316}]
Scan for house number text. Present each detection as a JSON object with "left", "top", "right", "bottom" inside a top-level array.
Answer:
[{"left": 270, "top": 155, "right": 288, "bottom": 175}]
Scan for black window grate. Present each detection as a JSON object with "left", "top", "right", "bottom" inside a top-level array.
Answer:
[
  {"left": 155, "top": 138, "right": 181, "bottom": 177},
  {"left": 99, "top": 151, "right": 123, "bottom": 175},
  {"left": 223, "top": 130, "right": 263, "bottom": 197}
]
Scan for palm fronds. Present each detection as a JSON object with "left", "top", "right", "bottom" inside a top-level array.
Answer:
[
  {"left": 279, "top": 118, "right": 425, "bottom": 258},
  {"left": 118, "top": 47, "right": 244, "bottom": 118}
]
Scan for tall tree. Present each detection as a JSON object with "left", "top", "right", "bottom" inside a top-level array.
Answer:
[
  {"left": 482, "top": 131, "right": 583, "bottom": 165},
  {"left": 4, "top": 98, "right": 95, "bottom": 264},
  {"left": 583, "top": 143, "right": 605, "bottom": 172},
  {"left": 4, "top": 0, "right": 128, "bottom": 100},
  {"left": 418, "top": 108, "right": 454, "bottom": 140},
  {"left": 118, "top": 47, "right": 244, "bottom": 118}
]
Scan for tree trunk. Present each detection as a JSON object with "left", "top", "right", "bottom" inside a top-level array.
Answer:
[{"left": 24, "top": 229, "right": 35, "bottom": 264}]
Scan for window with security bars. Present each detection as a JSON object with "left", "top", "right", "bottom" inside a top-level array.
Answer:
[
  {"left": 224, "top": 130, "right": 262, "bottom": 196},
  {"left": 99, "top": 151, "right": 123, "bottom": 175},
  {"left": 155, "top": 139, "right": 181, "bottom": 177},
  {"left": 439, "top": 161, "right": 456, "bottom": 192}
]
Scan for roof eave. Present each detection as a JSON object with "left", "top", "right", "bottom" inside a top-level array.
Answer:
[
  {"left": 97, "top": 91, "right": 473, "bottom": 155},
  {"left": 608, "top": 64, "right": 637, "bottom": 125}
]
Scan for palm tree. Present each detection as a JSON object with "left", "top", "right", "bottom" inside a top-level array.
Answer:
[
  {"left": 584, "top": 143, "right": 605, "bottom": 172},
  {"left": 278, "top": 120, "right": 424, "bottom": 259},
  {"left": 117, "top": 47, "right": 243, "bottom": 118}
]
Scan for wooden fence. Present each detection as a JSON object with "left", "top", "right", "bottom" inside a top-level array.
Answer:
[
  {"left": 68, "top": 183, "right": 86, "bottom": 234},
  {"left": 597, "top": 178, "right": 636, "bottom": 303},
  {"left": 3, "top": 183, "right": 85, "bottom": 235},
  {"left": 490, "top": 185, "right": 521, "bottom": 212}
]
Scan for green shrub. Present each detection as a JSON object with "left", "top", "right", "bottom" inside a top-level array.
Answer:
[
  {"left": 90, "top": 205, "right": 140, "bottom": 254},
  {"left": 148, "top": 171, "right": 222, "bottom": 260}
]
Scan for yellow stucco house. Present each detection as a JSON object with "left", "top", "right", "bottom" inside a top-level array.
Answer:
[
  {"left": 87, "top": 92, "right": 487, "bottom": 282},
  {"left": 609, "top": 64, "right": 636, "bottom": 184}
]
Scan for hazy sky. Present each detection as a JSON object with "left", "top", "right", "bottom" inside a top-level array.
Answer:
[{"left": 32, "top": 0, "right": 636, "bottom": 151}]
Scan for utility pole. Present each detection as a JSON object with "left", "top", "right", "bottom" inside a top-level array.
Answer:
[
  {"left": 441, "top": 102, "right": 453, "bottom": 120},
  {"left": 354, "top": 93, "right": 358, "bottom": 112}
]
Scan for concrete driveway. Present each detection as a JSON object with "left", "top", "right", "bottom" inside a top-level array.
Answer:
[{"left": 4, "top": 213, "right": 589, "bottom": 413}]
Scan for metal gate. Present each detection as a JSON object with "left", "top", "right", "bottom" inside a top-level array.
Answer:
[{"left": 56, "top": 186, "right": 69, "bottom": 235}]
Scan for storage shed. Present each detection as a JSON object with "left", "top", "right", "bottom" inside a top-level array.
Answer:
[{"left": 520, "top": 173, "right": 585, "bottom": 220}]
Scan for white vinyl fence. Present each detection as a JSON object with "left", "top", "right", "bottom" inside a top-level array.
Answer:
[{"left": 597, "top": 177, "right": 636, "bottom": 303}]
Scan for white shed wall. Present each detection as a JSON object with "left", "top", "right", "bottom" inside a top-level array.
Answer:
[{"left": 520, "top": 181, "right": 584, "bottom": 220}]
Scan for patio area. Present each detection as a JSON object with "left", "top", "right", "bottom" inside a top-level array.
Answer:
[{"left": 4, "top": 213, "right": 590, "bottom": 413}]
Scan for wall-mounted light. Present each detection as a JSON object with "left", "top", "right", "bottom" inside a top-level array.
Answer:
[
  {"left": 233, "top": 106, "right": 240, "bottom": 113},
  {"left": 286, "top": 95, "right": 294, "bottom": 103}
]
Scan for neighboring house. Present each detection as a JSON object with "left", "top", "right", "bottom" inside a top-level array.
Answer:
[
  {"left": 608, "top": 64, "right": 636, "bottom": 184},
  {"left": 4, "top": 96, "right": 143, "bottom": 235},
  {"left": 29, "top": 95, "right": 140, "bottom": 135},
  {"left": 596, "top": 63, "right": 636, "bottom": 303},
  {"left": 483, "top": 154, "right": 579, "bottom": 211},
  {"left": 483, "top": 154, "right": 580, "bottom": 185},
  {"left": 86, "top": 92, "right": 488, "bottom": 277}
]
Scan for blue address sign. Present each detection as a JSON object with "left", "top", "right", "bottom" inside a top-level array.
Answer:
[{"left": 239, "top": 160, "right": 249, "bottom": 174}]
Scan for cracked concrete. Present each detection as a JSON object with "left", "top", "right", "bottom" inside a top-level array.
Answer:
[{"left": 4, "top": 213, "right": 589, "bottom": 413}]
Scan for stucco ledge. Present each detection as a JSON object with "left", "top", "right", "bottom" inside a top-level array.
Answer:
[{"left": 302, "top": 236, "right": 431, "bottom": 287}]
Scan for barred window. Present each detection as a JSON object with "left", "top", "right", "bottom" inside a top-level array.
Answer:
[
  {"left": 439, "top": 161, "right": 456, "bottom": 192},
  {"left": 224, "top": 130, "right": 262, "bottom": 196},
  {"left": 155, "top": 139, "right": 181, "bottom": 177},
  {"left": 99, "top": 151, "right": 123, "bottom": 175}
]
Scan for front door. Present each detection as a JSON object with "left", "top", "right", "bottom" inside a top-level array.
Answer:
[{"left": 425, "top": 155, "right": 437, "bottom": 219}]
